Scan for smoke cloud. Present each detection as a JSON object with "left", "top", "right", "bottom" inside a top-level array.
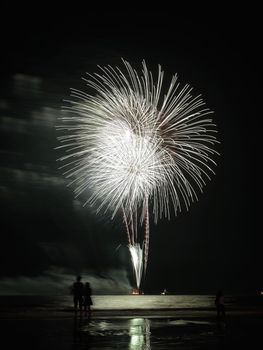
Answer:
[{"left": 0, "top": 266, "right": 132, "bottom": 295}]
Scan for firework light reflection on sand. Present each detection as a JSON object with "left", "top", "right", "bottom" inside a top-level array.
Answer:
[{"left": 56, "top": 59, "right": 219, "bottom": 290}]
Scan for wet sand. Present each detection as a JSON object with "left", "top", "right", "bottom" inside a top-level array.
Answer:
[{"left": 1, "top": 305, "right": 263, "bottom": 349}]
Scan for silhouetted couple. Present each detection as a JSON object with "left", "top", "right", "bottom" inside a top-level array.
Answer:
[{"left": 72, "top": 275, "right": 93, "bottom": 316}]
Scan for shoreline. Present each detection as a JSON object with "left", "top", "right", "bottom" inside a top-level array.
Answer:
[
  {"left": 1, "top": 306, "right": 263, "bottom": 320},
  {"left": 1, "top": 304, "right": 263, "bottom": 348}
]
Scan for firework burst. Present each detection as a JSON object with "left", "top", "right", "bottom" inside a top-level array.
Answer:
[{"left": 56, "top": 59, "right": 219, "bottom": 290}]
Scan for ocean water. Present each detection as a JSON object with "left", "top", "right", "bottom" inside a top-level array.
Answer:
[
  {"left": 64, "top": 294, "right": 216, "bottom": 310},
  {"left": 1, "top": 294, "right": 262, "bottom": 312}
]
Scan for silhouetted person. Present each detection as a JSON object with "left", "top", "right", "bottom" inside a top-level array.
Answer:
[
  {"left": 215, "top": 289, "right": 226, "bottom": 320},
  {"left": 72, "top": 275, "right": 84, "bottom": 312},
  {"left": 83, "top": 282, "right": 93, "bottom": 316},
  {"left": 83, "top": 281, "right": 93, "bottom": 317}
]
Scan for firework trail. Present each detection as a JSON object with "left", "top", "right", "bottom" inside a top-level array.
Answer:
[{"left": 56, "top": 59, "right": 219, "bottom": 290}]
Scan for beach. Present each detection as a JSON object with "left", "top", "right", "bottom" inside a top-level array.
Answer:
[{"left": 1, "top": 295, "right": 263, "bottom": 349}]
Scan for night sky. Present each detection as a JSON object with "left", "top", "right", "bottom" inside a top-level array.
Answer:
[{"left": 0, "top": 8, "right": 260, "bottom": 295}]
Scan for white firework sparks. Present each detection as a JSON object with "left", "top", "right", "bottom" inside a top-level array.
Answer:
[
  {"left": 56, "top": 59, "right": 219, "bottom": 290},
  {"left": 128, "top": 243, "right": 144, "bottom": 290}
]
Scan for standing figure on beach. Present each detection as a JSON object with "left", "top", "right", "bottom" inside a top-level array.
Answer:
[
  {"left": 83, "top": 281, "right": 93, "bottom": 317},
  {"left": 72, "top": 275, "right": 84, "bottom": 312},
  {"left": 215, "top": 289, "right": 226, "bottom": 320}
]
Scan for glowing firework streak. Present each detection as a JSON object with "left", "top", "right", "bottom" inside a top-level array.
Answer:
[
  {"left": 129, "top": 244, "right": 143, "bottom": 290},
  {"left": 56, "top": 59, "right": 219, "bottom": 290}
]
